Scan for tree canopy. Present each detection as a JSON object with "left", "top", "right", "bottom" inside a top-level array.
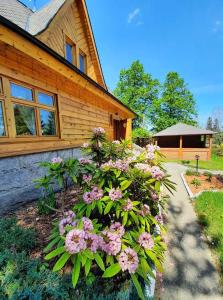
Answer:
[
  {"left": 114, "top": 62, "right": 198, "bottom": 133},
  {"left": 149, "top": 72, "right": 198, "bottom": 132},
  {"left": 113, "top": 60, "right": 160, "bottom": 128}
]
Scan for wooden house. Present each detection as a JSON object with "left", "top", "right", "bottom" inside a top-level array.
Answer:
[
  {"left": 0, "top": 0, "right": 135, "bottom": 212},
  {"left": 153, "top": 123, "right": 214, "bottom": 161}
]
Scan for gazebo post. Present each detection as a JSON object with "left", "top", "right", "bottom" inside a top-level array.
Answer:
[
  {"left": 179, "top": 135, "right": 183, "bottom": 160},
  {"left": 208, "top": 135, "right": 213, "bottom": 160}
]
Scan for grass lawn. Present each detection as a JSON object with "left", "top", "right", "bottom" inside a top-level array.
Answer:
[
  {"left": 165, "top": 155, "right": 223, "bottom": 171},
  {"left": 195, "top": 191, "right": 223, "bottom": 275}
]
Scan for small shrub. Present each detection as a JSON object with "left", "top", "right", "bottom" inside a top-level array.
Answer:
[
  {"left": 37, "top": 192, "right": 56, "bottom": 215},
  {"left": 204, "top": 171, "right": 213, "bottom": 182},
  {"left": 191, "top": 178, "right": 201, "bottom": 189},
  {"left": 181, "top": 160, "right": 190, "bottom": 165},
  {"left": 132, "top": 127, "right": 152, "bottom": 139},
  {"left": 0, "top": 218, "right": 36, "bottom": 253},
  {"left": 217, "top": 174, "right": 223, "bottom": 183},
  {"left": 186, "top": 169, "right": 200, "bottom": 176},
  {"left": 197, "top": 213, "right": 209, "bottom": 227}
]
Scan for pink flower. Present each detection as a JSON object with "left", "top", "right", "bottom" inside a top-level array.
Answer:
[
  {"left": 83, "top": 191, "right": 93, "bottom": 204},
  {"left": 140, "top": 204, "right": 151, "bottom": 217},
  {"left": 59, "top": 211, "right": 76, "bottom": 235},
  {"left": 82, "top": 142, "right": 90, "bottom": 148},
  {"left": 101, "top": 160, "right": 129, "bottom": 172},
  {"left": 147, "top": 152, "right": 155, "bottom": 160},
  {"left": 155, "top": 214, "right": 164, "bottom": 224},
  {"left": 100, "top": 230, "right": 121, "bottom": 255},
  {"left": 118, "top": 247, "right": 139, "bottom": 274},
  {"left": 112, "top": 140, "right": 120, "bottom": 144},
  {"left": 83, "top": 174, "right": 92, "bottom": 183},
  {"left": 110, "top": 222, "right": 125, "bottom": 237},
  {"left": 138, "top": 232, "right": 154, "bottom": 249},
  {"left": 135, "top": 163, "right": 151, "bottom": 173},
  {"left": 51, "top": 157, "right": 63, "bottom": 164},
  {"left": 109, "top": 188, "right": 123, "bottom": 201},
  {"left": 65, "top": 229, "right": 86, "bottom": 254},
  {"left": 82, "top": 217, "right": 93, "bottom": 231},
  {"left": 150, "top": 192, "right": 159, "bottom": 201},
  {"left": 123, "top": 199, "right": 133, "bottom": 211},
  {"left": 151, "top": 166, "right": 165, "bottom": 180},
  {"left": 79, "top": 158, "right": 93, "bottom": 165},
  {"left": 85, "top": 232, "right": 100, "bottom": 252},
  {"left": 91, "top": 186, "right": 103, "bottom": 200},
  {"left": 92, "top": 127, "right": 105, "bottom": 135}
]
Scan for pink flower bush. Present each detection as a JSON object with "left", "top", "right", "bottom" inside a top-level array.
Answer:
[
  {"left": 82, "top": 217, "right": 93, "bottom": 231},
  {"left": 82, "top": 142, "right": 90, "bottom": 148},
  {"left": 93, "top": 127, "right": 105, "bottom": 135},
  {"left": 150, "top": 192, "right": 159, "bottom": 201},
  {"left": 112, "top": 140, "right": 120, "bottom": 144},
  {"left": 138, "top": 232, "right": 154, "bottom": 249},
  {"left": 65, "top": 229, "right": 86, "bottom": 254},
  {"left": 151, "top": 166, "right": 165, "bottom": 180},
  {"left": 101, "top": 159, "right": 129, "bottom": 172},
  {"left": 85, "top": 232, "right": 100, "bottom": 252},
  {"left": 109, "top": 188, "right": 123, "bottom": 201},
  {"left": 82, "top": 173, "right": 92, "bottom": 183},
  {"left": 51, "top": 157, "right": 63, "bottom": 164},
  {"left": 83, "top": 192, "right": 93, "bottom": 204},
  {"left": 118, "top": 247, "right": 139, "bottom": 273},
  {"left": 123, "top": 199, "right": 133, "bottom": 211}
]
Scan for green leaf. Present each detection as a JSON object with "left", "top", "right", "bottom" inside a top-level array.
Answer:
[
  {"left": 45, "top": 246, "right": 65, "bottom": 260},
  {"left": 84, "top": 249, "right": 94, "bottom": 259},
  {"left": 104, "top": 201, "right": 113, "bottom": 215},
  {"left": 145, "top": 250, "right": 163, "bottom": 272},
  {"left": 94, "top": 252, "right": 105, "bottom": 271},
  {"left": 72, "top": 256, "right": 81, "bottom": 288},
  {"left": 53, "top": 252, "right": 71, "bottom": 272},
  {"left": 86, "top": 205, "right": 92, "bottom": 218},
  {"left": 44, "top": 236, "right": 61, "bottom": 253},
  {"left": 102, "top": 263, "right": 121, "bottom": 278},
  {"left": 120, "top": 180, "right": 132, "bottom": 191},
  {"left": 85, "top": 258, "right": 91, "bottom": 276},
  {"left": 129, "top": 211, "right": 139, "bottom": 225},
  {"left": 131, "top": 274, "right": 145, "bottom": 300},
  {"left": 97, "top": 201, "right": 103, "bottom": 214},
  {"left": 122, "top": 212, "right": 128, "bottom": 226},
  {"left": 155, "top": 181, "right": 161, "bottom": 191}
]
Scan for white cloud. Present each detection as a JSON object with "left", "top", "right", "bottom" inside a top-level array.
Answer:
[
  {"left": 128, "top": 8, "right": 140, "bottom": 24},
  {"left": 192, "top": 83, "right": 223, "bottom": 94},
  {"left": 212, "top": 20, "right": 223, "bottom": 33}
]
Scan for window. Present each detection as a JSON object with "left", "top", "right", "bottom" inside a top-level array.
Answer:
[
  {"left": 9, "top": 81, "right": 57, "bottom": 137},
  {"left": 0, "top": 101, "right": 6, "bottom": 136},
  {"left": 65, "top": 38, "right": 76, "bottom": 65},
  {"left": 11, "top": 82, "right": 33, "bottom": 101},
  {"left": 79, "top": 51, "right": 86, "bottom": 73}
]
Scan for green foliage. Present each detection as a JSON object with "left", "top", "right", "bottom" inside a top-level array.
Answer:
[
  {"left": 149, "top": 72, "right": 198, "bottom": 132},
  {"left": 0, "top": 217, "right": 36, "bottom": 253},
  {"left": 203, "top": 171, "right": 213, "bottom": 182},
  {"left": 191, "top": 178, "right": 201, "bottom": 188},
  {"left": 181, "top": 160, "right": 190, "bottom": 165},
  {"left": 132, "top": 128, "right": 152, "bottom": 139},
  {"left": 185, "top": 169, "right": 200, "bottom": 176},
  {"left": 195, "top": 192, "right": 223, "bottom": 277},
  {"left": 37, "top": 191, "right": 56, "bottom": 215},
  {"left": 113, "top": 60, "right": 160, "bottom": 128}
]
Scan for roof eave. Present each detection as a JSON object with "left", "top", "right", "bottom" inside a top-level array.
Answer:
[{"left": 0, "top": 15, "right": 136, "bottom": 118}]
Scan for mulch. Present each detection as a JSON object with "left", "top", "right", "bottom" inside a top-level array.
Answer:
[{"left": 185, "top": 174, "right": 223, "bottom": 194}]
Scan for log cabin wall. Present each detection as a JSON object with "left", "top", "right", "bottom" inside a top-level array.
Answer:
[{"left": 0, "top": 42, "right": 131, "bottom": 158}]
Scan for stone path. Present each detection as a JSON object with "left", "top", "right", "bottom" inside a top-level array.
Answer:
[{"left": 160, "top": 162, "right": 222, "bottom": 300}]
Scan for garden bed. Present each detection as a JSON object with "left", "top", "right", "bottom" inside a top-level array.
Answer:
[{"left": 182, "top": 170, "right": 223, "bottom": 196}]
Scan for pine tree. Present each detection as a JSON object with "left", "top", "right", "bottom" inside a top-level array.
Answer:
[
  {"left": 206, "top": 117, "right": 213, "bottom": 130},
  {"left": 213, "top": 118, "right": 221, "bottom": 132}
]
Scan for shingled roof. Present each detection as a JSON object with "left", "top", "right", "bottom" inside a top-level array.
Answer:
[
  {"left": 0, "top": 0, "right": 66, "bottom": 35},
  {"left": 153, "top": 123, "right": 215, "bottom": 137}
]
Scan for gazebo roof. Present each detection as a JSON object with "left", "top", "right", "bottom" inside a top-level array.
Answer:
[{"left": 153, "top": 123, "right": 215, "bottom": 137}]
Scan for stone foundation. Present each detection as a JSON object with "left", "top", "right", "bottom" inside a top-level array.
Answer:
[{"left": 0, "top": 148, "right": 82, "bottom": 214}]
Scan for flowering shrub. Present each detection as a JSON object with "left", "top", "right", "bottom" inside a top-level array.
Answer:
[{"left": 40, "top": 127, "right": 175, "bottom": 299}]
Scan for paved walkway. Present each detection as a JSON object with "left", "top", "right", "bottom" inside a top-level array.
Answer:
[{"left": 160, "top": 162, "right": 222, "bottom": 300}]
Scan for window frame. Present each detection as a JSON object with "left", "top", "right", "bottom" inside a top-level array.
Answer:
[
  {"left": 65, "top": 37, "right": 77, "bottom": 66},
  {"left": 0, "top": 98, "right": 7, "bottom": 138},
  {"left": 79, "top": 49, "right": 87, "bottom": 74},
  {"left": 7, "top": 78, "right": 59, "bottom": 139}
]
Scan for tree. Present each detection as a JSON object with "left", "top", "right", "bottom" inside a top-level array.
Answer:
[
  {"left": 206, "top": 117, "right": 213, "bottom": 130},
  {"left": 114, "top": 60, "right": 160, "bottom": 128},
  {"left": 213, "top": 118, "right": 221, "bottom": 132},
  {"left": 149, "top": 72, "right": 198, "bottom": 132}
]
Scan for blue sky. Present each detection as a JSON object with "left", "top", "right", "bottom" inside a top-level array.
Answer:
[{"left": 22, "top": 0, "right": 223, "bottom": 127}]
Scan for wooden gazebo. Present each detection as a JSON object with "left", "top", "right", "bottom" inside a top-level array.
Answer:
[{"left": 153, "top": 123, "right": 215, "bottom": 161}]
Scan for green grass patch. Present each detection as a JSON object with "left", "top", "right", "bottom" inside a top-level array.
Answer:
[{"left": 195, "top": 191, "right": 223, "bottom": 274}]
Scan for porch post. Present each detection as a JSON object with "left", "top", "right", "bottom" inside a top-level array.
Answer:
[
  {"left": 179, "top": 135, "right": 183, "bottom": 160},
  {"left": 125, "top": 118, "right": 132, "bottom": 143},
  {"left": 208, "top": 135, "right": 213, "bottom": 160}
]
